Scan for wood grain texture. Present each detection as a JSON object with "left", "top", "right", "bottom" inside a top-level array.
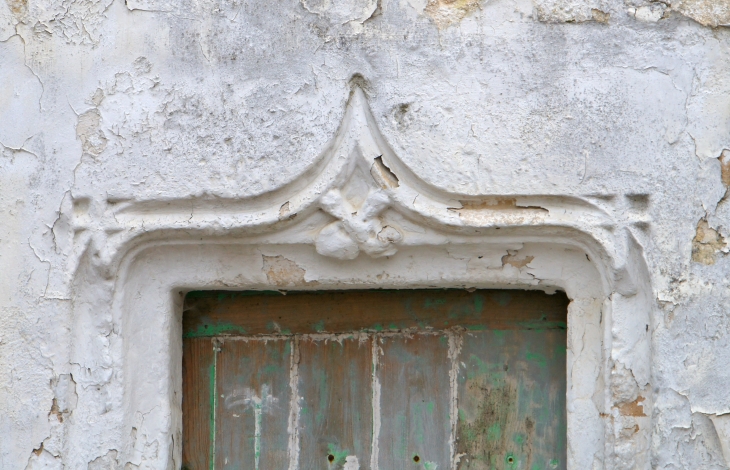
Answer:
[
  {"left": 215, "top": 339, "right": 291, "bottom": 470},
  {"left": 377, "top": 334, "right": 451, "bottom": 470},
  {"left": 456, "top": 330, "right": 567, "bottom": 470},
  {"left": 182, "top": 290, "right": 568, "bottom": 470},
  {"left": 183, "top": 290, "right": 569, "bottom": 337},
  {"left": 182, "top": 337, "right": 214, "bottom": 470},
  {"left": 297, "top": 336, "right": 374, "bottom": 470}
]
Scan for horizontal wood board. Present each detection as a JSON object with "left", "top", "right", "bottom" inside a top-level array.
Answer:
[{"left": 183, "top": 289, "right": 569, "bottom": 337}]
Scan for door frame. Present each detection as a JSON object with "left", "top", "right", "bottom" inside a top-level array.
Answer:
[{"left": 65, "top": 86, "right": 654, "bottom": 469}]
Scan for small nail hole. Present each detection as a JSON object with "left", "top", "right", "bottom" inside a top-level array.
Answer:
[
  {"left": 507, "top": 456, "right": 514, "bottom": 463},
  {"left": 413, "top": 455, "right": 420, "bottom": 462},
  {"left": 328, "top": 454, "right": 335, "bottom": 462}
]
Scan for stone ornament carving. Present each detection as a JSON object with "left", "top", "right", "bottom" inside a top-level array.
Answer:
[
  {"left": 63, "top": 84, "right": 647, "bottom": 269},
  {"left": 317, "top": 188, "right": 401, "bottom": 259},
  {"left": 54, "top": 81, "right": 656, "bottom": 469}
]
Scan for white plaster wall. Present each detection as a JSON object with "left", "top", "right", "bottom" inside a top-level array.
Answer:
[{"left": 1, "top": 0, "right": 729, "bottom": 467}]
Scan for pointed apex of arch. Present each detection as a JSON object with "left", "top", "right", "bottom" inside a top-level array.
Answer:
[{"left": 98, "top": 82, "right": 616, "bottom": 263}]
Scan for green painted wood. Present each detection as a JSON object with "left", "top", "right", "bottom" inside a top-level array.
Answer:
[
  {"left": 182, "top": 290, "right": 568, "bottom": 470},
  {"left": 297, "top": 336, "right": 374, "bottom": 470},
  {"left": 183, "top": 290, "right": 569, "bottom": 338},
  {"left": 214, "top": 339, "right": 291, "bottom": 470},
  {"left": 182, "top": 338, "right": 214, "bottom": 470},
  {"left": 378, "top": 334, "right": 452, "bottom": 470},
  {"left": 456, "top": 330, "right": 567, "bottom": 470}
]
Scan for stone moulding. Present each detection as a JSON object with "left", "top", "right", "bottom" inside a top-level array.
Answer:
[{"left": 66, "top": 84, "right": 655, "bottom": 469}]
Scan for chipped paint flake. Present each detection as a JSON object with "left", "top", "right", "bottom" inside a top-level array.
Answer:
[
  {"left": 262, "top": 255, "right": 316, "bottom": 286},
  {"left": 692, "top": 219, "right": 727, "bottom": 265},
  {"left": 674, "top": 0, "right": 730, "bottom": 27},
  {"left": 424, "top": 0, "right": 483, "bottom": 29}
]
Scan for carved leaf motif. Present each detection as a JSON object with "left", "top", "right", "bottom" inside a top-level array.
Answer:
[{"left": 316, "top": 189, "right": 401, "bottom": 260}]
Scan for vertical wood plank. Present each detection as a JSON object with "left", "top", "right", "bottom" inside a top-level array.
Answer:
[
  {"left": 182, "top": 337, "right": 214, "bottom": 470},
  {"left": 378, "top": 334, "right": 451, "bottom": 470},
  {"left": 456, "top": 330, "right": 567, "bottom": 470},
  {"left": 298, "top": 336, "right": 373, "bottom": 470},
  {"left": 215, "top": 339, "right": 291, "bottom": 470}
]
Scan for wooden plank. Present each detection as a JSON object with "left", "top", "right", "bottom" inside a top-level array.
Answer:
[
  {"left": 182, "top": 290, "right": 568, "bottom": 470},
  {"left": 455, "top": 330, "right": 567, "bottom": 470},
  {"left": 214, "top": 339, "right": 291, "bottom": 470},
  {"left": 183, "top": 290, "right": 568, "bottom": 337},
  {"left": 377, "top": 334, "right": 451, "bottom": 470},
  {"left": 182, "top": 337, "right": 214, "bottom": 470},
  {"left": 297, "top": 336, "right": 373, "bottom": 470}
]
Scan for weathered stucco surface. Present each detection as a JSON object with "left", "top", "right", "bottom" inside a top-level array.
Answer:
[{"left": 1, "top": 0, "right": 729, "bottom": 467}]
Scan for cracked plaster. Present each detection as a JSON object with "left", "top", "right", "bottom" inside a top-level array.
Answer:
[{"left": 1, "top": 0, "right": 730, "bottom": 468}]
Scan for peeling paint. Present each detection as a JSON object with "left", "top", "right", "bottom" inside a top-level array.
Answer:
[
  {"left": 532, "top": 0, "right": 611, "bottom": 23},
  {"left": 501, "top": 252, "right": 534, "bottom": 269},
  {"left": 628, "top": 4, "right": 667, "bottom": 22},
  {"left": 720, "top": 149, "right": 730, "bottom": 190},
  {"left": 674, "top": 0, "right": 730, "bottom": 27},
  {"left": 262, "top": 255, "right": 316, "bottom": 287},
  {"left": 424, "top": 0, "right": 483, "bottom": 29},
  {"left": 6, "top": 0, "right": 26, "bottom": 17},
  {"left": 76, "top": 109, "right": 107, "bottom": 158},
  {"left": 619, "top": 396, "right": 647, "bottom": 417},
  {"left": 370, "top": 156, "right": 399, "bottom": 189},
  {"left": 87, "top": 450, "right": 119, "bottom": 470},
  {"left": 301, "top": 0, "right": 378, "bottom": 25},
  {"left": 450, "top": 199, "right": 549, "bottom": 225},
  {"left": 2, "top": 0, "right": 730, "bottom": 465},
  {"left": 692, "top": 219, "right": 726, "bottom": 265},
  {"left": 453, "top": 198, "right": 549, "bottom": 213}
]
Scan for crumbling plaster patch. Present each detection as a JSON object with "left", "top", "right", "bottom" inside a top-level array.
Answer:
[
  {"left": 533, "top": 0, "right": 730, "bottom": 26},
  {"left": 1, "top": 0, "right": 730, "bottom": 467},
  {"left": 692, "top": 219, "right": 727, "bottom": 265}
]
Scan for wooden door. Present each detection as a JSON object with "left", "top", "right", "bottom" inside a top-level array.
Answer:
[{"left": 182, "top": 290, "right": 568, "bottom": 470}]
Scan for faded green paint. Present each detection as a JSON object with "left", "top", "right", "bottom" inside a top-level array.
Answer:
[
  {"left": 473, "top": 295, "right": 485, "bottom": 313},
  {"left": 378, "top": 335, "right": 451, "bottom": 469},
  {"left": 491, "top": 291, "right": 512, "bottom": 307},
  {"left": 214, "top": 340, "right": 291, "bottom": 470},
  {"left": 515, "top": 319, "right": 567, "bottom": 331},
  {"left": 297, "top": 338, "right": 373, "bottom": 469},
  {"left": 326, "top": 443, "right": 351, "bottom": 467},
  {"left": 183, "top": 290, "right": 567, "bottom": 470},
  {"left": 456, "top": 331, "right": 566, "bottom": 470},
  {"left": 184, "top": 322, "right": 247, "bottom": 338},
  {"left": 525, "top": 351, "right": 548, "bottom": 369},
  {"left": 184, "top": 289, "right": 569, "bottom": 336},
  {"left": 487, "top": 423, "right": 501, "bottom": 442},
  {"left": 423, "top": 298, "right": 447, "bottom": 308}
]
